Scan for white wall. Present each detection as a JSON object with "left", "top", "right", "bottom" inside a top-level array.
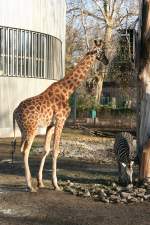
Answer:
[{"left": 0, "top": 77, "right": 55, "bottom": 137}]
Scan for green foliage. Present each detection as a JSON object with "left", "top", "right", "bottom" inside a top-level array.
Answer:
[
  {"left": 76, "top": 94, "right": 135, "bottom": 118},
  {"left": 76, "top": 95, "right": 98, "bottom": 111}
]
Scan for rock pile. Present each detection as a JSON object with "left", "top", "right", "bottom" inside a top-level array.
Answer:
[{"left": 60, "top": 180, "right": 150, "bottom": 204}]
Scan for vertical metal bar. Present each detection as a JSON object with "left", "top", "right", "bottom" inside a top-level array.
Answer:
[
  {"left": 34, "top": 33, "right": 35, "bottom": 78},
  {"left": 34, "top": 33, "right": 36, "bottom": 77},
  {"left": 47, "top": 35, "right": 49, "bottom": 79},
  {"left": 51, "top": 36, "right": 54, "bottom": 79},
  {"left": 24, "top": 31, "right": 26, "bottom": 76},
  {"left": 2, "top": 27, "right": 5, "bottom": 75},
  {"left": 44, "top": 35, "right": 47, "bottom": 78},
  {"left": 28, "top": 31, "right": 31, "bottom": 76},
  {"left": 31, "top": 32, "right": 34, "bottom": 77},
  {"left": 7, "top": 28, "right": 9, "bottom": 76},
  {"left": 39, "top": 33, "right": 41, "bottom": 78},
  {"left": 37, "top": 33, "right": 39, "bottom": 78},
  {"left": 12, "top": 29, "right": 15, "bottom": 76},
  {"left": 16, "top": 29, "right": 18, "bottom": 76},
  {"left": 60, "top": 41, "right": 63, "bottom": 79},
  {"left": 21, "top": 30, "right": 22, "bottom": 76},
  {"left": 0, "top": 28, "right": 1, "bottom": 74},
  {"left": 36, "top": 33, "right": 38, "bottom": 78},
  {"left": 9, "top": 30, "right": 11, "bottom": 76},
  {"left": 49, "top": 36, "right": 51, "bottom": 79},
  {"left": 40, "top": 34, "right": 42, "bottom": 78},
  {"left": 34, "top": 33, "right": 37, "bottom": 78}
]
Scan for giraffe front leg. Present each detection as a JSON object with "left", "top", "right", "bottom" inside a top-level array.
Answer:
[
  {"left": 37, "top": 125, "right": 55, "bottom": 188},
  {"left": 52, "top": 118, "right": 65, "bottom": 191},
  {"left": 22, "top": 135, "right": 36, "bottom": 192}
]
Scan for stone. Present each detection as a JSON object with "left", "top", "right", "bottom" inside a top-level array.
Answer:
[
  {"left": 110, "top": 195, "right": 120, "bottom": 203},
  {"left": 121, "top": 198, "right": 127, "bottom": 203},
  {"left": 117, "top": 186, "right": 131, "bottom": 192},
  {"left": 128, "top": 197, "right": 138, "bottom": 203},
  {"left": 108, "top": 190, "right": 117, "bottom": 195},
  {"left": 140, "top": 198, "right": 144, "bottom": 202},
  {"left": 99, "top": 189, "right": 107, "bottom": 198},
  {"left": 136, "top": 193, "right": 145, "bottom": 198},
  {"left": 112, "top": 182, "right": 117, "bottom": 189},
  {"left": 64, "top": 186, "right": 77, "bottom": 195},
  {"left": 77, "top": 191, "right": 84, "bottom": 197},
  {"left": 83, "top": 190, "right": 91, "bottom": 197},
  {"left": 137, "top": 188, "right": 146, "bottom": 193},
  {"left": 80, "top": 187, "right": 86, "bottom": 192},
  {"left": 93, "top": 194, "right": 99, "bottom": 200},
  {"left": 120, "top": 192, "right": 131, "bottom": 199},
  {"left": 116, "top": 186, "right": 122, "bottom": 192},
  {"left": 127, "top": 184, "right": 133, "bottom": 190},
  {"left": 146, "top": 183, "right": 150, "bottom": 189},
  {"left": 101, "top": 197, "right": 110, "bottom": 203},
  {"left": 68, "top": 182, "right": 74, "bottom": 187},
  {"left": 66, "top": 180, "right": 71, "bottom": 184},
  {"left": 146, "top": 189, "right": 150, "bottom": 194},
  {"left": 143, "top": 194, "right": 150, "bottom": 200}
]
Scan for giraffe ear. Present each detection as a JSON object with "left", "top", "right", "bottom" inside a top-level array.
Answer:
[
  {"left": 94, "top": 76, "right": 99, "bottom": 83},
  {"left": 94, "top": 39, "right": 102, "bottom": 47}
]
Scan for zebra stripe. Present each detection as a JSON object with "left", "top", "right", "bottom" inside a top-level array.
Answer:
[{"left": 114, "top": 132, "right": 134, "bottom": 164}]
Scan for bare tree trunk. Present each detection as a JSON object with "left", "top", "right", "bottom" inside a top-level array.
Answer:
[
  {"left": 95, "top": 75, "right": 104, "bottom": 103},
  {"left": 94, "top": 25, "right": 112, "bottom": 104},
  {"left": 138, "top": 0, "right": 150, "bottom": 181},
  {"left": 140, "top": 139, "right": 150, "bottom": 182}
]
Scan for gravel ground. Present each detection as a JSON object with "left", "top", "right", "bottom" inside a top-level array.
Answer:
[{"left": 0, "top": 129, "right": 149, "bottom": 225}]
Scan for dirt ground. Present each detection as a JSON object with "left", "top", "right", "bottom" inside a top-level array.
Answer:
[{"left": 0, "top": 130, "right": 150, "bottom": 225}]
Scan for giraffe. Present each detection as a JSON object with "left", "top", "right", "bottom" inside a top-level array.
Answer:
[{"left": 13, "top": 39, "right": 108, "bottom": 192}]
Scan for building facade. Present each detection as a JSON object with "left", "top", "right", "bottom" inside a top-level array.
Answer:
[{"left": 0, "top": 0, "right": 66, "bottom": 137}]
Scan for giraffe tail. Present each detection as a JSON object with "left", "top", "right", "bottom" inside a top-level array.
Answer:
[{"left": 11, "top": 111, "right": 17, "bottom": 165}]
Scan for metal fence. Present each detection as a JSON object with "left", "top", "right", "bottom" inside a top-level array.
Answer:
[
  {"left": 100, "top": 96, "right": 134, "bottom": 109},
  {"left": 0, "top": 26, "right": 63, "bottom": 79}
]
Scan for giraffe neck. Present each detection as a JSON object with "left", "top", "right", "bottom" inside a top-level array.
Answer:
[{"left": 61, "top": 54, "right": 96, "bottom": 96}]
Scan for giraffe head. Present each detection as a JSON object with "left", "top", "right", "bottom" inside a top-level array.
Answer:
[{"left": 92, "top": 39, "right": 109, "bottom": 65}]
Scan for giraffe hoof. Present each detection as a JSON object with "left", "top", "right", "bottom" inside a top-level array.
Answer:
[
  {"left": 37, "top": 183, "right": 45, "bottom": 189},
  {"left": 30, "top": 187, "right": 37, "bottom": 193},
  {"left": 54, "top": 186, "right": 62, "bottom": 191},
  {"left": 26, "top": 187, "right": 37, "bottom": 193}
]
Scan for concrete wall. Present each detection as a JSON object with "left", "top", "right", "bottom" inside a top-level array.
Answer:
[{"left": 0, "top": 77, "right": 55, "bottom": 137}]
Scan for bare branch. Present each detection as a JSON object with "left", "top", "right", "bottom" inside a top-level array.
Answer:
[
  {"left": 80, "top": 0, "right": 90, "bottom": 50},
  {"left": 67, "top": 7, "right": 106, "bottom": 22},
  {"left": 116, "top": 0, "right": 125, "bottom": 12},
  {"left": 110, "top": 0, "right": 117, "bottom": 17},
  {"left": 118, "top": 12, "right": 139, "bottom": 26},
  {"left": 92, "top": 0, "right": 106, "bottom": 19}
]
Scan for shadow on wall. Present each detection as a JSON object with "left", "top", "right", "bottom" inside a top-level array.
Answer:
[{"left": 0, "top": 77, "right": 53, "bottom": 136}]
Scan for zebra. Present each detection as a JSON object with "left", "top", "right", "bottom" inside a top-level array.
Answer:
[{"left": 114, "top": 132, "right": 135, "bottom": 185}]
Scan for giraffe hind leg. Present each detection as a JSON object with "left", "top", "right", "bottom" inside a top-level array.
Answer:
[
  {"left": 52, "top": 118, "right": 66, "bottom": 191},
  {"left": 21, "top": 133, "right": 36, "bottom": 192},
  {"left": 37, "top": 125, "right": 55, "bottom": 188}
]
